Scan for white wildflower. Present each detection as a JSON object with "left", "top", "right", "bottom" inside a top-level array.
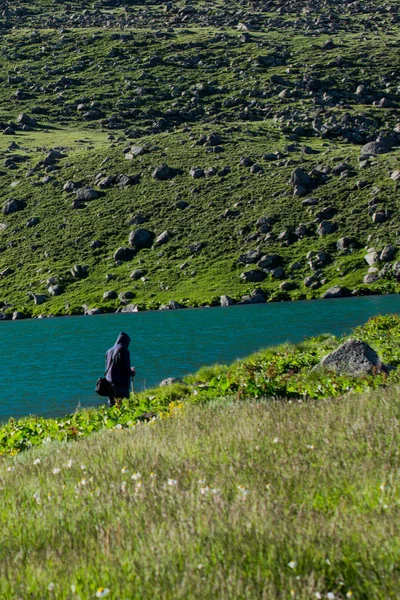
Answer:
[
  {"left": 168, "top": 478, "right": 178, "bottom": 486},
  {"left": 131, "top": 472, "right": 141, "bottom": 480},
  {"left": 96, "top": 588, "right": 110, "bottom": 598},
  {"left": 53, "top": 468, "right": 61, "bottom": 475},
  {"left": 48, "top": 582, "right": 55, "bottom": 592},
  {"left": 288, "top": 561, "right": 297, "bottom": 569},
  {"left": 33, "top": 458, "right": 41, "bottom": 465}
]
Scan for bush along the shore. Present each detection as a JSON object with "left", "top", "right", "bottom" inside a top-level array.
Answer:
[{"left": 1, "top": 314, "right": 399, "bottom": 457}]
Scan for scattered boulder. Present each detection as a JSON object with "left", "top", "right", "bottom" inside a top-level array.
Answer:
[
  {"left": 380, "top": 245, "right": 396, "bottom": 262},
  {"left": 130, "top": 269, "right": 146, "bottom": 280},
  {"left": 114, "top": 247, "right": 135, "bottom": 262},
  {"left": 321, "top": 286, "right": 350, "bottom": 299},
  {"left": 48, "top": 284, "right": 63, "bottom": 296},
  {"left": 152, "top": 164, "right": 177, "bottom": 181},
  {"left": 3, "top": 199, "right": 26, "bottom": 215},
  {"left": 220, "top": 295, "right": 235, "bottom": 306},
  {"left": 71, "top": 264, "right": 88, "bottom": 279},
  {"left": 160, "top": 377, "right": 183, "bottom": 387},
  {"left": 129, "top": 228, "right": 155, "bottom": 249},
  {"left": 315, "top": 339, "right": 386, "bottom": 376},
  {"left": 121, "top": 304, "right": 139, "bottom": 313},
  {"left": 103, "top": 290, "right": 118, "bottom": 300},
  {"left": 30, "top": 293, "right": 47, "bottom": 305},
  {"left": 238, "top": 249, "right": 262, "bottom": 264},
  {"left": 317, "top": 220, "right": 337, "bottom": 236},
  {"left": 240, "top": 270, "right": 267, "bottom": 283},
  {"left": 76, "top": 188, "right": 100, "bottom": 202},
  {"left": 155, "top": 230, "right": 172, "bottom": 246},
  {"left": 364, "top": 251, "right": 379, "bottom": 266}
]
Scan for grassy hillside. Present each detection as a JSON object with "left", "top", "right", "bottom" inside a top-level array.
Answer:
[{"left": 0, "top": 0, "right": 399, "bottom": 316}]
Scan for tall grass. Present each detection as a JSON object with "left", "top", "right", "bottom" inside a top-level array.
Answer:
[{"left": 1, "top": 389, "right": 399, "bottom": 599}]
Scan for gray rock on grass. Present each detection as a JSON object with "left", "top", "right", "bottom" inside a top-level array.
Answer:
[
  {"left": 316, "top": 338, "right": 386, "bottom": 376},
  {"left": 3, "top": 199, "right": 26, "bottom": 215}
]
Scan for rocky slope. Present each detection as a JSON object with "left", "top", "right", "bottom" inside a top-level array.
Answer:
[{"left": 0, "top": 0, "right": 399, "bottom": 317}]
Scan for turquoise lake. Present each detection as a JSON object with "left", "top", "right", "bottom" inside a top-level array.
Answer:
[{"left": 0, "top": 294, "right": 399, "bottom": 422}]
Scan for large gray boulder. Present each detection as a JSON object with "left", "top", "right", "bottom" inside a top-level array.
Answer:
[{"left": 316, "top": 338, "right": 386, "bottom": 376}]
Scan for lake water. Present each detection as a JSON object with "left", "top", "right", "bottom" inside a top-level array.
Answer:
[{"left": 0, "top": 294, "right": 399, "bottom": 422}]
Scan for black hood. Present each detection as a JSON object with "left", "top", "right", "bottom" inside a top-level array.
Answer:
[{"left": 116, "top": 332, "right": 130, "bottom": 347}]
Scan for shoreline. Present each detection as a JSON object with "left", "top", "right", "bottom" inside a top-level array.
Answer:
[
  {"left": 0, "top": 313, "right": 398, "bottom": 452},
  {"left": 1, "top": 288, "right": 399, "bottom": 322}
]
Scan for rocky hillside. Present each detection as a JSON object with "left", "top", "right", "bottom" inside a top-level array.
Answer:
[{"left": 0, "top": 0, "right": 400, "bottom": 317}]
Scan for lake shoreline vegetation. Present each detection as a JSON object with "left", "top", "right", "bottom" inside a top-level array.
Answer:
[
  {"left": 1, "top": 314, "right": 400, "bottom": 598},
  {"left": 1, "top": 314, "right": 399, "bottom": 457}
]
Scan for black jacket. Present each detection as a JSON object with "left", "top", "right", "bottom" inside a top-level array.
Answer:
[{"left": 105, "top": 332, "right": 132, "bottom": 388}]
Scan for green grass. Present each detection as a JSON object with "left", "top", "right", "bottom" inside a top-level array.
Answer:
[{"left": 1, "top": 389, "right": 400, "bottom": 598}]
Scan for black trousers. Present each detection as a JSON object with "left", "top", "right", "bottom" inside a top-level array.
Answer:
[{"left": 108, "top": 384, "right": 130, "bottom": 407}]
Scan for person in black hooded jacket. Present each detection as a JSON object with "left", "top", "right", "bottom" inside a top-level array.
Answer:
[{"left": 105, "top": 331, "right": 136, "bottom": 406}]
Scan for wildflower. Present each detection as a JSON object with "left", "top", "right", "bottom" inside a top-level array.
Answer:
[
  {"left": 79, "top": 479, "right": 88, "bottom": 486},
  {"left": 70, "top": 584, "right": 76, "bottom": 593},
  {"left": 168, "top": 478, "right": 178, "bottom": 486},
  {"left": 115, "top": 424, "right": 122, "bottom": 430},
  {"left": 33, "top": 458, "right": 41, "bottom": 465},
  {"left": 121, "top": 481, "right": 127, "bottom": 492},
  {"left": 80, "top": 465, "right": 86, "bottom": 470},
  {"left": 265, "top": 483, "right": 271, "bottom": 490},
  {"left": 198, "top": 564, "right": 204, "bottom": 570},
  {"left": 48, "top": 582, "right": 55, "bottom": 592},
  {"left": 273, "top": 437, "right": 279, "bottom": 443},
  {"left": 53, "top": 468, "right": 61, "bottom": 475},
  {"left": 346, "top": 592, "right": 353, "bottom": 598},
  {"left": 306, "top": 445, "right": 315, "bottom": 450},
  {"left": 96, "top": 588, "right": 110, "bottom": 598},
  {"left": 326, "top": 558, "right": 331, "bottom": 565},
  {"left": 66, "top": 459, "right": 73, "bottom": 468},
  {"left": 121, "top": 467, "right": 128, "bottom": 473},
  {"left": 200, "top": 487, "right": 209, "bottom": 495},
  {"left": 327, "top": 593, "right": 335, "bottom": 600},
  {"left": 315, "top": 594, "right": 322, "bottom": 599},
  {"left": 380, "top": 483, "right": 386, "bottom": 491},
  {"left": 288, "top": 561, "right": 297, "bottom": 569},
  {"left": 7, "top": 466, "right": 14, "bottom": 472},
  {"left": 290, "top": 591, "right": 295, "bottom": 597},
  {"left": 150, "top": 472, "right": 157, "bottom": 479},
  {"left": 33, "top": 492, "right": 41, "bottom": 504},
  {"left": 237, "top": 485, "right": 249, "bottom": 496},
  {"left": 131, "top": 472, "right": 141, "bottom": 481}
]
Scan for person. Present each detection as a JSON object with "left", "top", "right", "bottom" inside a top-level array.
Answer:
[{"left": 105, "top": 332, "right": 136, "bottom": 406}]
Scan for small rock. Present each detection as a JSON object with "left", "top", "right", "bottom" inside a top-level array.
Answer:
[
  {"left": 160, "top": 377, "right": 183, "bottom": 387},
  {"left": 220, "top": 295, "right": 235, "bottom": 306},
  {"left": 76, "top": 188, "right": 99, "bottom": 201},
  {"left": 321, "top": 286, "right": 350, "bottom": 299},
  {"left": 103, "top": 290, "right": 118, "bottom": 300}
]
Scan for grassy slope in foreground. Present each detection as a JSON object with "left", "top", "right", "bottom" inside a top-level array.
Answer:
[
  {"left": 1, "top": 314, "right": 399, "bottom": 457},
  {"left": 1, "top": 390, "right": 400, "bottom": 599}
]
